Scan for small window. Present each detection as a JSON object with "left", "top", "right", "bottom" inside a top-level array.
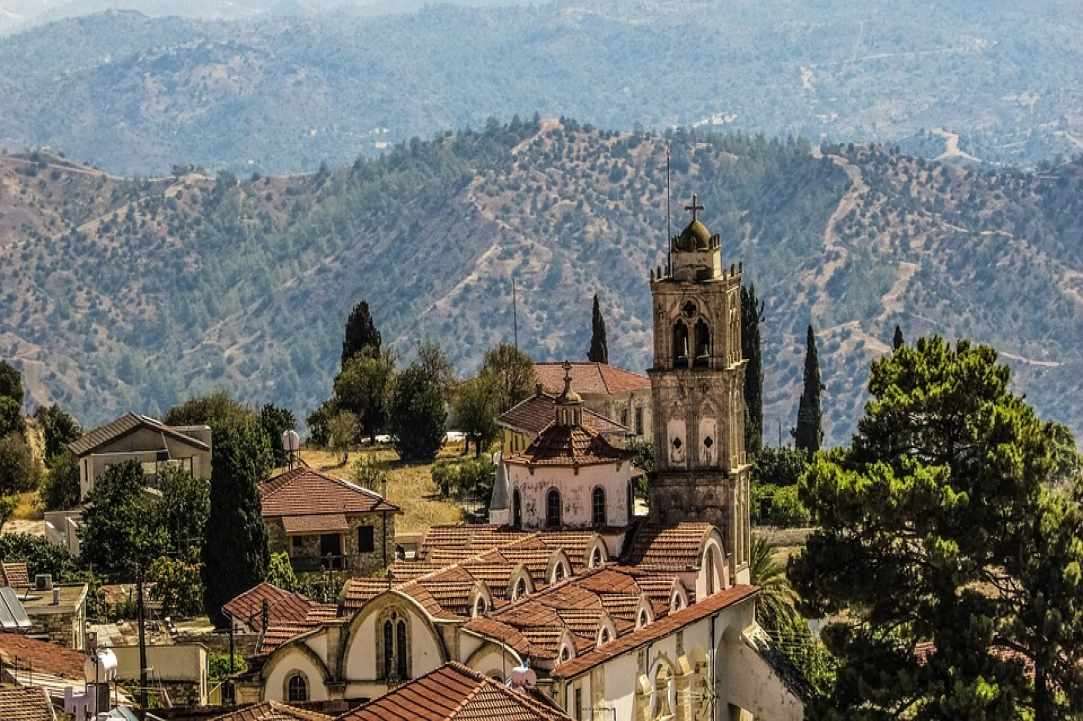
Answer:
[
  {"left": 512, "top": 489, "right": 522, "bottom": 528},
  {"left": 634, "top": 407, "right": 644, "bottom": 436},
  {"left": 291, "top": 536, "right": 304, "bottom": 551},
  {"left": 620, "top": 408, "right": 629, "bottom": 427},
  {"left": 590, "top": 546, "right": 604, "bottom": 568},
  {"left": 574, "top": 687, "right": 583, "bottom": 720},
  {"left": 396, "top": 620, "right": 408, "bottom": 679},
  {"left": 286, "top": 673, "right": 308, "bottom": 703},
  {"left": 514, "top": 577, "right": 528, "bottom": 600},
  {"left": 591, "top": 487, "right": 606, "bottom": 527},
  {"left": 560, "top": 645, "right": 571, "bottom": 663},
  {"left": 638, "top": 609, "right": 649, "bottom": 628},
  {"left": 358, "top": 525, "right": 375, "bottom": 553},
  {"left": 546, "top": 489, "right": 562, "bottom": 529}
]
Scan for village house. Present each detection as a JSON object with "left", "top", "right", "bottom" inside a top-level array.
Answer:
[
  {"left": 534, "top": 362, "right": 652, "bottom": 439},
  {"left": 1, "top": 565, "right": 89, "bottom": 650},
  {"left": 260, "top": 467, "right": 400, "bottom": 574},
  {"left": 224, "top": 202, "right": 803, "bottom": 720}
]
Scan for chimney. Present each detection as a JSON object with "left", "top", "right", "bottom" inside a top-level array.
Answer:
[
  {"left": 52, "top": 587, "right": 60, "bottom": 606},
  {"left": 535, "top": 383, "right": 544, "bottom": 397}
]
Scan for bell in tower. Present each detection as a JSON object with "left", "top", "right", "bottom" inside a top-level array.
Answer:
[{"left": 646, "top": 194, "right": 752, "bottom": 583}]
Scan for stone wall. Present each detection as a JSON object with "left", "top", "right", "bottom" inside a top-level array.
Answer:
[{"left": 266, "top": 511, "right": 395, "bottom": 576}]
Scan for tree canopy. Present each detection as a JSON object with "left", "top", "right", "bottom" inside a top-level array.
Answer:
[
  {"left": 482, "top": 343, "right": 534, "bottom": 414},
  {"left": 793, "top": 324, "right": 823, "bottom": 455},
  {"left": 741, "top": 284, "right": 764, "bottom": 454},
  {"left": 789, "top": 337, "right": 1083, "bottom": 721},
  {"left": 79, "top": 461, "right": 167, "bottom": 577},
  {"left": 389, "top": 357, "right": 448, "bottom": 462},
  {"left": 588, "top": 293, "right": 609, "bottom": 364},
  {"left": 341, "top": 299, "right": 381, "bottom": 367}
]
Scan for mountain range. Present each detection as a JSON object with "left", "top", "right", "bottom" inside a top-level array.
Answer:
[
  {"left": 1, "top": 0, "right": 1082, "bottom": 175},
  {"left": 2, "top": 118, "right": 1081, "bottom": 445}
]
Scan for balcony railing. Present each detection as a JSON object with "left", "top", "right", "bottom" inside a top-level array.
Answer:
[{"left": 289, "top": 554, "right": 351, "bottom": 573}]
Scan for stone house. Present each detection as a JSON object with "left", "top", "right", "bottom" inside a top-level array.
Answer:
[
  {"left": 260, "top": 467, "right": 400, "bottom": 575},
  {"left": 19, "top": 582, "right": 89, "bottom": 650},
  {"left": 111, "top": 643, "right": 209, "bottom": 706},
  {"left": 534, "top": 362, "right": 652, "bottom": 440}
]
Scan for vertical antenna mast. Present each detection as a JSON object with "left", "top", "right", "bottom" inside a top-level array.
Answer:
[
  {"left": 512, "top": 277, "right": 519, "bottom": 351},
  {"left": 666, "top": 143, "right": 672, "bottom": 275}
]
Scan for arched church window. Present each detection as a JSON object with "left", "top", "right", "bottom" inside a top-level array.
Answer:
[
  {"left": 382, "top": 619, "right": 393, "bottom": 679},
  {"left": 378, "top": 610, "right": 411, "bottom": 682},
  {"left": 591, "top": 487, "right": 606, "bottom": 527},
  {"left": 512, "top": 489, "right": 522, "bottom": 528},
  {"left": 546, "top": 488, "right": 562, "bottom": 528},
  {"left": 396, "top": 619, "right": 408, "bottom": 680},
  {"left": 693, "top": 319, "right": 710, "bottom": 367},
  {"left": 637, "top": 609, "right": 649, "bottom": 629},
  {"left": 590, "top": 545, "right": 604, "bottom": 568},
  {"left": 286, "top": 673, "right": 308, "bottom": 703},
  {"left": 598, "top": 626, "right": 611, "bottom": 646},
  {"left": 672, "top": 322, "right": 689, "bottom": 368},
  {"left": 514, "top": 576, "right": 528, "bottom": 600},
  {"left": 559, "top": 644, "right": 572, "bottom": 663},
  {"left": 553, "top": 561, "right": 567, "bottom": 583},
  {"left": 473, "top": 595, "right": 487, "bottom": 617}
]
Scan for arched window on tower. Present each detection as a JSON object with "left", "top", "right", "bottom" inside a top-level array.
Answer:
[
  {"left": 673, "top": 322, "right": 689, "bottom": 369},
  {"left": 694, "top": 319, "right": 711, "bottom": 368},
  {"left": 546, "top": 488, "right": 562, "bottom": 528},
  {"left": 591, "top": 487, "right": 606, "bottom": 527},
  {"left": 512, "top": 489, "right": 522, "bottom": 528}
]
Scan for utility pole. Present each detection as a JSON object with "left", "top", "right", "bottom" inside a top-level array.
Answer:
[
  {"left": 666, "top": 144, "right": 672, "bottom": 274},
  {"left": 512, "top": 277, "right": 519, "bottom": 351},
  {"left": 136, "top": 564, "right": 148, "bottom": 710}
]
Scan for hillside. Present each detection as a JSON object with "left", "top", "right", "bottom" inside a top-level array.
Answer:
[
  {"left": 1, "top": 0, "right": 1082, "bottom": 174},
  {"left": 2, "top": 119, "right": 1083, "bottom": 445}
]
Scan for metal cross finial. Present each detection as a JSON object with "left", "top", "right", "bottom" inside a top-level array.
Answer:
[
  {"left": 685, "top": 193, "right": 704, "bottom": 222},
  {"left": 561, "top": 360, "right": 573, "bottom": 393}
]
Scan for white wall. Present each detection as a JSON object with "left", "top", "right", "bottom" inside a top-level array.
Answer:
[
  {"left": 263, "top": 646, "right": 329, "bottom": 703},
  {"left": 507, "top": 461, "right": 634, "bottom": 529}
]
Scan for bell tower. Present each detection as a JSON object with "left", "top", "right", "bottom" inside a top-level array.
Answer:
[{"left": 647, "top": 195, "right": 751, "bottom": 582}]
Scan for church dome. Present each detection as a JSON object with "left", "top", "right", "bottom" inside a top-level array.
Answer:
[{"left": 675, "top": 218, "right": 712, "bottom": 252}]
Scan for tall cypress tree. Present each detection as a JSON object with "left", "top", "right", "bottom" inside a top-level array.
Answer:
[
  {"left": 892, "top": 324, "right": 905, "bottom": 350},
  {"left": 202, "top": 417, "right": 272, "bottom": 627},
  {"left": 587, "top": 293, "right": 609, "bottom": 364},
  {"left": 741, "top": 284, "right": 764, "bottom": 454},
  {"left": 341, "top": 300, "right": 381, "bottom": 366},
  {"left": 794, "top": 324, "right": 823, "bottom": 455}
]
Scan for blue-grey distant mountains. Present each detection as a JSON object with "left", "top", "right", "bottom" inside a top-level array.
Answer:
[{"left": 0, "top": 0, "right": 1081, "bottom": 175}]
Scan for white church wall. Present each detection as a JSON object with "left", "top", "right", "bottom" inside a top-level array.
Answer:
[
  {"left": 342, "top": 595, "right": 446, "bottom": 682},
  {"left": 507, "top": 461, "right": 634, "bottom": 529},
  {"left": 262, "top": 646, "right": 329, "bottom": 703}
]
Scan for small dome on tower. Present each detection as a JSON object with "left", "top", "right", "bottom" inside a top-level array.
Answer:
[{"left": 675, "top": 218, "right": 712, "bottom": 252}]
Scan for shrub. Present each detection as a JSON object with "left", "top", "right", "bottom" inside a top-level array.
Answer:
[
  {"left": 148, "top": 555, "right": 204, "bottom": 618},
  {"left": 266, "top": 552, "right": 298, "bottom": 592}
]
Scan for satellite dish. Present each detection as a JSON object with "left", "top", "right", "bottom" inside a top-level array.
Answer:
[{"left": 282, "top": 430, "right": 301, "bottom": 453}]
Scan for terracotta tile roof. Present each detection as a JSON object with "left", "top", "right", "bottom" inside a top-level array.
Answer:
[
  {"left": 337, "top": 662, "right": 572, "bottom": 721},
  {"left": 0, "top": 633, "right": 86, "bottom": 680},
  {"left": 506, "top": 423, "right": 629, "bottom": 467},
  {"left": 222, "top": 582, "right": 316, "bottom": 631},
  {"left": 282, "top": 514, "right": 350, "bottom": 534},
  {"left": 534, "top": 362, "right": 650, "bottom": 396},
  {"left": 0, "top": 686, "right": 55, "bottom": 721},
  {"left": 462, "top": 617, "right": 533, "bottom": 657},
  {"left": 621, "top": 522, "right": 715, "bottom": 571},
  {"left": 67, "top": 411, "right": 209, "bottom": 456},
  {"left": 342, "top": 578, "right": 392, "bottom": 611},
  {"left": 551, "top": 585, "right": 759, "bottom": 679},
  {"left": 0, "top": 561, "right": 30, "bottom": 588},
  {"left": 212, "top": 700, "right": 332, "bottom": 721},
  {"left": 498, "top": 393, "right": 628, "bottom": 436},
  {"left": 260, "top": 467, "right": 399, "bottom": 518},
  {"left": 419, "top": 525, "right": 532, "bottom": 557}
]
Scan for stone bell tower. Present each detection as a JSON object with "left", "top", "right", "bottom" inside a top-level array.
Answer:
[{"left": 647, "top": 194, "right": 751, "bottom": 582}]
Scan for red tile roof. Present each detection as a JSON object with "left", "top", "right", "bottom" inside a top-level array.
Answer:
[
  {"left": 498, "top": 393, "right": 628, "bottom": 437},
  {"left": 336, "top": 662, "right": 572, "bottom": 721},
  {"left": 534, "top": 362, "right": 650, "bottom": 396},
  {"left": 551, "top": 585, "right": 759, "bottom": 679},
  {"left": 212, "top": 701, "right": 332, "bottom": 721},
  {"left": 621, "top": 523, "right": 715, "bottom": 571},
  {"left": 0, "top": 561, "right": 30, "bottom": 588},
  {"left": 0, "top": 686, "right": 55, "bottom": 721},
  {"left": 222, "top": 582, "right": 317, "bottom": 632},
  {"left": 261, "top": 467, "right": 399, "bottom": 518},
  {"left": 506, "top": 423, "right": 629, "bottom": 467},
  {"left": 0, "top": 633, "right": 86, "bottom": 680}
]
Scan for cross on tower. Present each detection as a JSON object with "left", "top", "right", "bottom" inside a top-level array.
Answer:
[{"left": 685, "top": 194, "right": 704, "bottom": 222}]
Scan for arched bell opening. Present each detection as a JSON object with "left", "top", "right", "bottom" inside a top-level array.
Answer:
[
  {"left": 673, "top": 322, "right": 689, "bottom": 369},
  {"left": 693, "top": 319, "right": 711, "bottom": 368}
]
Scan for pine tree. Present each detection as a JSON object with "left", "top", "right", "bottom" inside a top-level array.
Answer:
[
  {"left": 892, "top": 324, "right": 905, "bottom": 350},
  {"left": 794, "top": 324, "right": 823, "bottom": 455},
  {"left": 741, "top": 284, "right": 764, "bottom": 454},
  {"left": 587, "top": 293, "right": 609, "bottom": 364},
  {"left": 202, "top": 417, "right": 272, "bottom": 627},
  {"left": 341, "top": 300, "right": 381, "bottom": 367}
]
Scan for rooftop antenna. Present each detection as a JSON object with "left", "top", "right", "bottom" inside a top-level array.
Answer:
[
  {"left": 666, "top": 143, "right": 672, "bottom": 276},
  {"left": 512, "top": 276, "right": 519, "bottom": 351}
]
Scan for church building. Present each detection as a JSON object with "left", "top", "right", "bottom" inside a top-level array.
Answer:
[{"left": 229, "top": 198, "right": 804, "bottom": 721}]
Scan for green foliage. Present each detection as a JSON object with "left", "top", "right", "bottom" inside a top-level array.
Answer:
[
  {"left": 209, "top": 652, "right": 247, "bottom": 682},
  {"left": 341, "top": 300, "right": 381, "bottom": 367},
  {"left": 334, "top": 350, "right": 395, "bottom": 444},
  {"left": 294, "top": 573, "right": 341, "bottom": 604},
  {"left": 389, "top": 358, "right": 448, "bottom": 462},
  {"left": 0, "top": 397, "right": 23, "bottom": 437},
  {"left": 328, "top": 411, "right": 358, "bottom": 463},
  {"left": 349, "top": 454, "right": 389, "bottom": 497},
  {"left": 164, "top": 391, "right": 255, "bottom": 433},
  {"left": 741, "top": 284, "right": 764, "bottom": 454},
  {"left": 751, "top": 446, "right": 809, "bottom": 487},
  {"left": 452, "top": 374, "right": 498, "bottom": 458},
  {"left": 148, "top": 555, "right": 204, "bottom": 618},
  {"left": 588, "top": 293, "right": 608, "bottom": 364},
  {"left": 259, "top": 403, "right": 297, "bottom": 467},
  {"left": 625, "top": 436, "right": 655, "bottom": 501},
  {"left": 0, "top": 532, "right": 78, "bottom": 580},
  {"left": 892, "top": 324, "right": 904, "bottom": 350},
  {"left": 156, "top": 466, "right": 210, "bottom": 557},
  {"left": 266, "top": 552, "right": 298, "bottom": 592},
  {"left": 0, "top": 495, "right": 16, "bottom": 532},
  {"left": 790, "top": 337, "right": 1083, "bottom": 721},
  {"left": 0, "top": 433, "right": 41, "bottom": 496},
  {"left": 202, "top": 418, "right": 271, "bottom": 627},
  {"left": 0, "top": 360, "right": 22, "bottom": 404},
  {"left": 793, "top": 325, "right": 823, "bottom": 455},
  {"left": 34, "top": 405, "right": 81, "bottom": 461},
  {"left": 40, "top": 450, "right": 81, "bottom": 511},
  {"left": 482, "top": 343, "right": 535, "bottom": 414},
  {"left": 751, "top": 484, "right": 811, "bottom": 527},
  {"left": 431, "top": 456, "right": 495, "bottom": 501},
  {"left": 80, "top": 461, "right": 168, "bottom": 577},
  {"left": 306, "top": 399, "right": 336, "bottom": 446}
]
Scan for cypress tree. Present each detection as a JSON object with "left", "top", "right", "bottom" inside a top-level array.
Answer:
[
  {"left": 202, "top": 417, "right": 272, "bottom": 627},
  {"left": 892, "top": 324, "right": 905, "bottom": 350},
  {"left": 741, "top": 284, "right": 764, "bottom": 454},
  {"left": 341, "top": 300, "right": 381, "bottom": 367},
  {"left": 794, "top": 324, "right": 823, "bottom": 455},
  {"left": 587, "top": 293, "right": 609, "bottom": 364}
]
